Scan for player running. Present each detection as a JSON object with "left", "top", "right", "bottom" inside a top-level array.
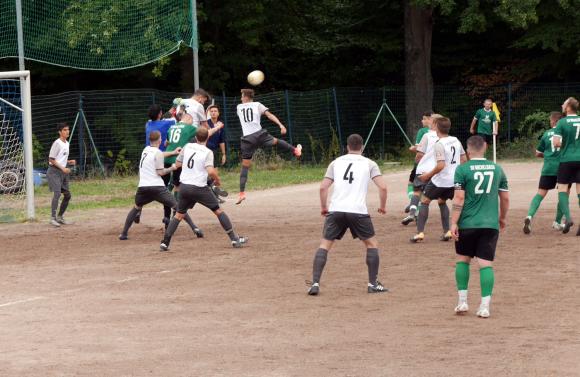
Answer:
[
  {"left": 404, "top": 112, "right": 433, "bottom": 212},
  {"left": 119, "top": 131, "right": 202, "bottom": 240},
  {"left": 469, "top": 98, "right": 498, "bottom": 146},
  {"left": 524, "top": 112, "right": 568, "bottom": 234},
  {"left": 47, "top": 123, "right": 76, "bottom": 227},
  {"left": 235, "top": 88, "right": 302, "bottom": 204},
  {"left": 451, "top": 135, "right": 509, "bottom": 318},
  {"left": 160, "top": 127, "right": 247, "bottom": 251},
  {"left": 410, "top": 117, "right": 466, "bottom": 243},
  {"left": 552, "top": 97, "right": 580, "bottom": 235},
  {"left": 307, "top": 134, "right": 388, "bottom": 296},
  {"left": 402, "top": 114, "right": 442, "bottom": 225}
]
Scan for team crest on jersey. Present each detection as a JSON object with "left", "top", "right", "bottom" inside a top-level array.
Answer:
[{"left": 483, "top": 115, "right": 491, "bottom": 123}]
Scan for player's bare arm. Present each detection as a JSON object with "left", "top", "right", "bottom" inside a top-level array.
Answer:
[
  {"left": 450, "top": 189, "right": 465, "bottom": 240},
  {"left": 535, "top": 150, "right": 544, "bottom": 158},
  {"left": 372, "top": 175, "right": 388, "bottom": 214},
  {"left": 49, "top": 157, "right": 70, "bottom": 174},
  {"left": 220, "top": 143, "right": 227, "bottom": 165},
  {"left": 469, "top": 118, "right": 477, "bottom": 134},
  {"left": 207, "top": 123, "right": 224, "bottom": 137},
  {"left": 162, "top": 147, "right": 182, "bottom": 158},
  {"left": 264, "top": 111, "right": 286, "bottom": 135},
  {"left": 499, "top": 191, "right": 509, "bottom": 231},
  {"left": 319, "top": 177, "right": 333, "bottom": 216},
  {"left": 415, "top": 151, "right": 425, "bottom": 164},
  {"left": 207, "top": 166, "right": 221, "bottom": 187}
]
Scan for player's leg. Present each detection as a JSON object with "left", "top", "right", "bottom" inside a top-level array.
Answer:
[
  {"left": 270, "top": 136, "right": 302, "bottom": 158},
  {"left": 402, "top": 176, "right": 424, "bottom": 225},
  {"left": 412, "top": 196, "right": 431, "bottom": 243},
  {"left": 361, "top": 237, "right": 387, "bottom": 293},
  {"left": 56, "top": 173, "right": 72, "bottom": 224},
  {"left": 556, "top": 163, "right": 574, "bottom": 233},
  {"left": 405, "top": 165, "right": 417, "bottom": 212},
  {"left": 474, "top": 229, "right": 498, "bottom": 318},
  {"left": 119, "top": 206, "right": 142, "bottom": 240},
  {"left": 576, "top": 182, "right": 580, "bottom": 236},
  {"left": 438, "top": 197, "right": 452, "bottom": 241},
  {"left": 454, "top": 228, "right": 477, "bottom": 314},
  {"left": 237, "top": 159, "right": 252, "bottom": 204},
  {"left": 160, "top": 185, "right": 192, "bottom": 251},
  {"left": 524, "top": 188, "right": 547, "bottom": 234},
  {"left": 158, "top": 187, "right": 203, "bottom": 238},
  {"left": 213, "top": 208, "right": 247, "bottom": 247},
  {"left": 47, "top": 167, "right": 63, "bottom": 227}
]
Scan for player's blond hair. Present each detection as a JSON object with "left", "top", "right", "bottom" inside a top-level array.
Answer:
[
  {"left": 241, "top": 89, "right": 255, "bottom": 99},
  {"left": 565, "top": 97, "right": 579, "bottom": 112}
]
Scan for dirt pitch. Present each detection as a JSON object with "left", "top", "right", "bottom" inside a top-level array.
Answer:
[{"left": 0, "top": 161, "right": 579, "bottom": 377}]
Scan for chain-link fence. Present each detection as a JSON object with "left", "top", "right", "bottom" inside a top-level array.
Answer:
[{"left": 29, "top": 84, "right": 580, "bottom": 175}]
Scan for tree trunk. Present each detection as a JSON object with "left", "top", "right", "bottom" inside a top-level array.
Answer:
[{"left": 404, "top": 2, "right": 434, "bottom": 140}]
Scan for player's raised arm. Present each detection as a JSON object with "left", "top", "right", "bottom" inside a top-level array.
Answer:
[{"left": 264, "top": 110, "right": 286, "bottom": 135}]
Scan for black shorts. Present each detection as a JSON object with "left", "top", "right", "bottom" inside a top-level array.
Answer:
[
  {"left": 322, "top": 212, "right": 375, "bottom": 241},
  {"left": 455, "top": 228, "right": 499, "bottom": 262},
  {"left": 423, "top": 181, "right": 454, "bottom": 201},
  {"left": 176, "top": 184, "right": 220, "bottom": 214},
  {"left": 134, "top": 186, "right": 176, "bottom": 208},
  {"left": 412, "top": 175, "right": 428, "bottom": 190},
  {"left": 477, "top": 133, "right": 493, "bottom": 145},
  {"left": 240, "top": 129, "right": 276, "bottom": 160},
  {"left": 557, "top": 161, "right": 580, "bottom": 184},
  {"left": 408, "top": 164, "right": 417, "bottom": 183},
  {"left": 172, "top": 167, "right": 182, "bottom": 187},
  {"left": 538, "top": 175, "right": 557, "bottom": 190},
  {"left": 47, "top": 166, "right": 70, "bottom": 193}
]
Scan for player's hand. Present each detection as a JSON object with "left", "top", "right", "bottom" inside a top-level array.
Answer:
[
  {"left": 216, "top": 121, "right": 224, "bottom": 129},
  {"left": 221, "top": 154, "right": 226, "bottom": 166},
  {"left": 279, "top": 125, "right": 287, "bottom": 135},
  {"left": 499, "top": 218, "right": 507, "bottom": 232},
  {"left": 63, "top": 167, "right": 71, "bottom": 174},
  {"left": 321, "top": 207, "right": 329, "bottom": 216},
  {"left": 174, "top": 147, "right": 182, "bottom": 155},
  {"left": 451, "top": 224, "right": 459, "bottom": 241},
  {"left": 419, "top": 174, "right": 429, "bottom": 183},
  {"left": 68, "top": 160, "right": 76, "bottom": 166},
  {"left": 378, "top": 207, "right": 386, "bottom": 215},
  {"left": 470, "top": 128, "right": 475, "bottom": 135}
]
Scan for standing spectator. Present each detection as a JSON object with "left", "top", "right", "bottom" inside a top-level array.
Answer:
[
  {"left": 206, "top": 105, "right": 227, "bottom": 166},
  {"left": 469, "top": 98, "right": 498, "bottom": 146}
]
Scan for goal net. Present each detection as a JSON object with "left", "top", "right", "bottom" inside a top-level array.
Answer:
[{"left": 0, "top": 71, "right": 33, "bottom": 222}]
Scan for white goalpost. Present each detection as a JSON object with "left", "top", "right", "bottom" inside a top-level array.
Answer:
[{"left": 0, "top": 70, "right": 34, "bottom": 221}]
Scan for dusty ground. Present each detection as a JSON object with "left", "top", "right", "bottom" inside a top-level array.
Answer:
[{"left": 0, "top": 161, "right": 579, "bottom": 377}]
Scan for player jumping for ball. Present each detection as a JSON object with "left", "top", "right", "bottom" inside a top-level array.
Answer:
[
  {"left": 552, "top": 97, "right": 580, "bottom": 236},
  {"left": 160, "top": 127, "right": 247, "bottom": 251},
  {"left": 307, "top": 134, "right": 388, "bottom": 296},
  {"left": 410, "top": 117, "right": 466, "bottom": 243},
  {"left": 119, "top": 131, "right": 203, "bottom": 240},
  {"left": 235, "top": 88, "right": 302, "bottom": 204},
  {"left": 451, "top": 135, "right": 509, "bottom": 318}
]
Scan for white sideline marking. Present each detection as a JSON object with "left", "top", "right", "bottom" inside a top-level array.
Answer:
[
  {"left": 158, "top": 270, "right": 171, "bottom": 274},
  {"left": 115, "top": 277, "right": 138, "bottom": 283},
  {"left": 0, "top": 296, "right": 46, "bottom": 308}
]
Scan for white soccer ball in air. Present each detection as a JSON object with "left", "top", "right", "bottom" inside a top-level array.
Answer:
[{"left": 247, "top": 70, "right": 265, "bottom": 86}]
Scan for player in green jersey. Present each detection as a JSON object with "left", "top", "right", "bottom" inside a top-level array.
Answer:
[
  {"left": 469, "top": 99, "right": 498, "bottom": 146},
  {"left": 553, "top": 97, "right": 580, "bottom": 236},
  {"left": 524, "top": 112, "right": 569, "bottom": 233},
  {"left": 450, "top": 135, "right": 509, "bottom": 318},
  {"left": 404, "top": 112, "right": 433, "bottom": 212}
]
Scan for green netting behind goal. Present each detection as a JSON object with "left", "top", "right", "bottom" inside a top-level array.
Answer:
[{"left": 0, "top": 0, "right": 197, "bottom": 70}]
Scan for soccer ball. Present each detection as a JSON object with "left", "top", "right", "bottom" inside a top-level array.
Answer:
[{"left": 247, "top": 70, "right": 265, "bottom": 86}]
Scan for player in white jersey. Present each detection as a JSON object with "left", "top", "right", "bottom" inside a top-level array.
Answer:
[
  {"left": 235, "top": 88, "right": 303, "bottom": 204},
  {"left": 180, "top": 89, "right": 209, "bottom": 128},
  {"left": 402, "top": 114, "right": 443, "bottom": 225},
  {"left": 160, "top": 127, "right": 247, "bottom": 251},
  {"left": 119, "top": 131, "right": 203, "bottom": 240},
  {"left": 47, "top": 123, "right": 76, "bottom": 227},
  {"left": 307, "top": 134, "right": 388, "bottom": 296},
  {"left": 410, "top": 117, "right": 466, "bottom": 242}
]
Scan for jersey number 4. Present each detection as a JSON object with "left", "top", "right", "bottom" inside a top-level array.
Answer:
[
  {"left": 343, "top": 163, "right": 354, "bottom": 184},
  {"left": 187, "top": 152, "right": 197, "bottom": 169},
  {"left": 242, "top": 108, "right": 254, "bottom": 123}
]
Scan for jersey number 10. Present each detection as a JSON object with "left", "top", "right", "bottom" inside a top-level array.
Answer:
[{"left": 242, "top": 108, "right": 254, "bottom": 123}]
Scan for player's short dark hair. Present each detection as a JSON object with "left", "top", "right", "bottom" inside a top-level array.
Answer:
[
  {"left": 436, "top": 117, "right": 451, "bottom": 135},
  {"left": 550, "top": 111, "right": 563, "bottom": 121},
  {"left": 422, "top": 111, "right": 433, "bottom": 118},
  {"left": 484, "top": 98, "right": 493, "bottom": 103},
  {"left": 566, "top": 97, "right": 579, "bottom": 112},
  {"left": 467, "top": 135, "right": 486, "bottom": 151},
  {"left": 148, "top": 104, "right": 162, "bottom": 121},
  {"left": 162, "top": 111, "right": 173, "bottom": 119},
  {"left": 196, "top": 126, "right": 209, "bottom": 143},
  {"left": 347, "top": 134, "right": 364, "bottom": 151},
  {"left": 193, "top": 88, "right": 210, "bottom": 100},
  {"left": 57, "top": 122, "right": 69, "bottom": 132},
  {"left": 241, "top": 89, "right": 255, "bottom": 99},
  {"left": 207, "top": 104, "right": 219, "bottom": 112},
  {"left": 149, "top": 130, "right": 161, "bottom": 143}
]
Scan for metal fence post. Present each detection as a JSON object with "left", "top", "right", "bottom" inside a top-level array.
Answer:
[
  {"left": 78, "top": 94, "right": 85, "bottom": 177},
  {"left": 332, "top": 87, "right": 343, "bottom": 152},
  {"left": 382, "top": 86, "right": 386, "bottom": 159},
  {"left": 507, "top": 83, "right": 512, "bottom": 143},
  {"left": 222, "top": 91, "right": 229, "bottom": 154},
  {"left": 284, "top": 90, "right": 293, "bottom": 145}
]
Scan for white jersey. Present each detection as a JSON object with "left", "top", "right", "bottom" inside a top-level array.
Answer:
[
  {"left": 138, "top": 146, "right": 165, "bottom": 187},
  {"left": 431, "top": 136, "right": 465, "bottom": 188},
  {"left": 177, "top": 142, "right": 214, "bottom": 187},
  {"left": 48, "top": 138, "right": 70, "bottom": 168},
  {"left": 181, "top": 98, "right": 206, "bottom": 126},
  {"left": 236, "top": 101, "right": 268, "bottom": 136},
  {"left": 325, "top": 154, "right": 382, "bottom": 215},
  {"left": 416, "top": 130, "right": 439, "bottom": 175}
]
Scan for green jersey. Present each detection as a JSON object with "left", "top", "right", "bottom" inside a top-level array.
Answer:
[
  {"left": 416, "top": 127, "right": 429, "bottom": 145},
  {"left": 474, "top": 109, "right": 496, "bottom": 135},
  {"left": 554, "top": 115, "right": 580, "bottom": 163},
  {"left": 165, "top": 122, "right": 198, "bottom": 164},
  {"left": 536, "top": 128, "right": 561, "bottom": 176},
  {"left": 453, "top": 158, "right": 508, "bottom": 230}
]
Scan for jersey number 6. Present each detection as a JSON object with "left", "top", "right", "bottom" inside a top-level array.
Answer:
[{"left": 187, "top": 152, "right": 197, "bottom": 169}]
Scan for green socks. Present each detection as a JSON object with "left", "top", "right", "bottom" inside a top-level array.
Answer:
[
  {"left": 407, "top": 184, "right": 413, "bottom": 199},
  {"left": 480, "top": 267, "right": 494, "bottom": 297},
  {"left": 455, "top": 262, "right": 470, "bottom": 291},
  {"left": 558, "top": 192, "right": 571, "bottom": 222},
  {"left": 527, "top": 194, "right": 544, "bottom": 217},
  {"left": 556, "top": 205, "right": 563, "bottom": 223}
]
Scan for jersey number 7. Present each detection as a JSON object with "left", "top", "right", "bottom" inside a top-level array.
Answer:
[{"left": 343, "top": 163, "right": 354, "bottom": 184}]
